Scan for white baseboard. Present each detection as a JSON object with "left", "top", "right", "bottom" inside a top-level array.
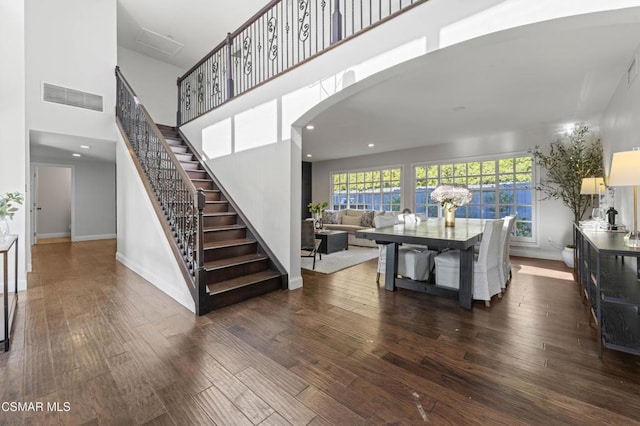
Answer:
[
  {"left": 115, "top": 251, "right": 195, "bottom": 313},
  {"left": 72, "top": 233, "right": 116, "bottom": 242},
  {"left": 38, "top": 232, "right": 71, "bottom": 238},
  {"left": 289, "top": 275, "right": 303, "bottom": 290},
  {"left": 511, "top": 247, "right": 563, "bottom": 261}
]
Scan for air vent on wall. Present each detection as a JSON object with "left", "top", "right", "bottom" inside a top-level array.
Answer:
[
  {"left": 136, "top": 28, "right": 184, "bottom": 57},
  {"left": 42, "top": 83, "right": 103, "bottom": 112}
]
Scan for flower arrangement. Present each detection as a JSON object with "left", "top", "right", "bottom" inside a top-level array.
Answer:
[
  {"left": 0, "top": 192, "right": 24, "bottom": 219},
  {"left": 430, "top": 185, "right": 472, "bottom": 210}
]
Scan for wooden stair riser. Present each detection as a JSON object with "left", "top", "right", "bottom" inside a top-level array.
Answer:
[
  {"left": 203, "top": 214, "right": 236, "bottom": 227},
  {"left": 204, "top": 202, "right": 229, "bottom": 214},
  {"left": 174, "top": 152, "right": 194, "bottom": 162},
  {"left": 170, "top": 145, "right": 189, "bottom": 154},
  {"left": 205, "top": 259, "right": 270, "bottom": 284},
  {"left": 204, "top": 227, "right": 247, "bottom": 243},
  {"left": 181, "top": 161, "right": 201, "bottom": 171},
  {"left": 187, "top": 170, "right": 208, "bottom": 180},
  {"left": 203, "top": 191, "right": 221, "bottom": 202},
  {"left": 208, "top": 276, "right": 282, "bottom": 310},
  {"left": 203, "top": 242, "right": 257, "bottom": 263},
  {"left": 192, "top": 180, "right": 213, "bottom": 190}
]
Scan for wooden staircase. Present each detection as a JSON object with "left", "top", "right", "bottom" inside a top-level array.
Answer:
[{"left": 157, "top": 124, "right": 284, "bottom": 312}]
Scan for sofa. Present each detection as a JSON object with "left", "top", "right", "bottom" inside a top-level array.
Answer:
[{"left": 320, "top": 209, "right": 379, "bottom": 248}]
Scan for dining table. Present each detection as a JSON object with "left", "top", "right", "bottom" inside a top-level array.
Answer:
[{"left": 356, "top": 218, "right": 485, "bottom": 309}]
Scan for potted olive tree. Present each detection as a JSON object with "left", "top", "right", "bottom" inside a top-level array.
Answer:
[{"left": 533, "top": 124, "right": 603, "bottom": 267}]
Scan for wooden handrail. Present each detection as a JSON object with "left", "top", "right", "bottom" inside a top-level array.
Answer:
[{"left": 117, "top": 67, "right": 198, "bottom": 196}]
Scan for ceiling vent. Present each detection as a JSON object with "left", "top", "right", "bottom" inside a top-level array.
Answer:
[
  {"left": 136, "top": 28, "right": 184, "bottom": 57},
  {"left": 42, "top": 83, "right": 103, "bottom": 112}
]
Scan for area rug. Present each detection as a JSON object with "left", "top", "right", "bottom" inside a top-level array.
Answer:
[{"left": 301, "top": 246, "right": 379, "bottom": 274}]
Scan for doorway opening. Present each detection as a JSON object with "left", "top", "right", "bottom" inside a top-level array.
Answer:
[{"left": 32, "top": 165, "right": 73, "bottom": 245}]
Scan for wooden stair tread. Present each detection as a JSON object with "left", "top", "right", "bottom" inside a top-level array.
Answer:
[
  {"left": 207, "top": 270, "right": 281, "bottom": 295},
  {"left": 204, "top": 224, "right": 245, "bottom": 232},
  {"left": 204, "top": 253, "right": 268, "bottom": 271},
  {"left": 203, "top": 212, "right": 236, "bottom": 217},
  {"left": 203, "top": 238, "right": 255, "bottom": 249}
]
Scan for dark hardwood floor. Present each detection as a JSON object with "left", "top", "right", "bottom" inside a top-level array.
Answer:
[{"left": 1, "top": 239, "right": 639, "bottom": 425}]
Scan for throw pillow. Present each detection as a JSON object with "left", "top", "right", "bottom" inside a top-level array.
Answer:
[
  {"left": 360, "top": 210, "right": 375, "bottom": 227},
  {"left": 322, "top": 210, "right": 338, "bottom": 224},
  {"left": 341, "top": 215, "right": 362, "bottom": 226}
]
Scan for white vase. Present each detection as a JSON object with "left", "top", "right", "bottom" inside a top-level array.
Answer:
[
  {"left": 0, "top": 217, "right": 9, "bottom": 242},
  {"left": 562, "top": 246, "right": 575, "bottom": 268}
]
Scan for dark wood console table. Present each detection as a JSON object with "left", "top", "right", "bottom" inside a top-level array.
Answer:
[
  {"left": 1, "top": 235, "right": 18, "bottom": 352},
  {"left": 575, "top": 226, "right": 640, "bottom": 358}
]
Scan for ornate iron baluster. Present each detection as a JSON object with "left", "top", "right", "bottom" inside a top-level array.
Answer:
[{"left": 298, "top": 0, "right": 310, "bottom": 41}]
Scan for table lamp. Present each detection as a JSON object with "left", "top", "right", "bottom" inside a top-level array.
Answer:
[
  {"left": 580, "top": 177, "right": 605, "bottom": 219},
  {"left": 608, "top": 148, "right": 640, "bottom": 247}
]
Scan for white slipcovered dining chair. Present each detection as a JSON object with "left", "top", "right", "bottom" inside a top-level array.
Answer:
[
  {"left": 434, "top": 219, "right": 504, "bottom": 307},
  {"left": 374, "top": 214, "right": 434, "bottom": 283},
  {"left": 375, "top": 214, "right": 396, "bottom": 283},
  {"left": 499, "top": 216, "right": 516, "bottom": 289}
]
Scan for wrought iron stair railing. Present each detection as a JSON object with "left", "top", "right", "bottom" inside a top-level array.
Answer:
[
  {"left": 116, "top": 67, "right": 205, "bottom": 304},
  {"left": 177, "top": 0, "right": 427, "bottom": 125}
]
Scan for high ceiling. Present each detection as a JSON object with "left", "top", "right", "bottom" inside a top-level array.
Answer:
[
  {"left": 299, "top": 7, "right": 640, "bottom": 162},
  {"left": 117, "top": 0, "right": 269, "bottom": 69},
  {"left": 30, "top": 1, "right": 268, "bottom": 163}
]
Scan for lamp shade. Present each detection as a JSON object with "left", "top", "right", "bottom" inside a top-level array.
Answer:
[
  {"left": 580, "top": 177, "right": 605, "bottom": 195},
  {"left": 608, "top": 149, "right": 640, "bottom": 186}
]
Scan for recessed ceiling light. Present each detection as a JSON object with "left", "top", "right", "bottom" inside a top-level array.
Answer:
[
  {"left": 306, "top": 125, "right": 315, "bottom": 130},
  {"left": 367, "top": 143, "right": 375, "bottom": 147},
  {"left": 306, "top": 154, "right": 312, "bottom": 158},
  {"left": 72, "top": 153, "right": 81, "bottom": 157},
  {"left": 80, "top": 145, "right": 91, "bottom": 149}
]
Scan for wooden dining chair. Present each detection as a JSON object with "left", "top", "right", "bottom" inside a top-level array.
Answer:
[{"left": 301, "top": 220, "right": 321, "bottom": 270}]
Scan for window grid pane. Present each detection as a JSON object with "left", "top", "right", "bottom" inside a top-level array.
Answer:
[
  {"left": 331, "top": 167, "right": 402, "bottom": 212},
  {"left": 414, "top": 155, "right": 534, "bottom": 241}
]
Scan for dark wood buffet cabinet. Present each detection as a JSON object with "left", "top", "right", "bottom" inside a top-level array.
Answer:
[{"left": 575, "top": 226, "right": 640, "bottom": 358}]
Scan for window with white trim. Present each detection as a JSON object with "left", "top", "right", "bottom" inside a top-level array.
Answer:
[
  {"left": 414, "top": 155, "right": 535, "bottom": 241},
  {"left": 331, "top": 167, "right": 401, "bottom": 211}
]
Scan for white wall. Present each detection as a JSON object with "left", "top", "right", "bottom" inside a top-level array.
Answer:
[
  {"left": 115, "top": 131, "right": 195, "bottom": 312},
  {"left": 311, "top": 132, "right": 573, "bottom": 260},
  {"left": 31, "top": 158, "right": 116, "bottom": 241},
  {"left": 0, "top": 0, "right": 27, "bottom": 290},
  {"left": 25, "top": 0, "right": 117, "bottom": 142},
  {"left": 74, "top": 161, "right": 116, "bottom": 240},
  {"left": 600, "top": 43, "right": 640, "bottom": 232},
  {"left": 36, "top": 166, "right": 72, "bottom": 237},
  {"left": 117, "top": 47, "right": 186, "bottom": 126}
]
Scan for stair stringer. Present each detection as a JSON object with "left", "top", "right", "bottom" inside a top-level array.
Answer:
[{"left": 114, "top": 129, "right": 196, "bottom": 312}]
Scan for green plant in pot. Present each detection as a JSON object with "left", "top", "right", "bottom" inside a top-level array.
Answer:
[
  {"left": 308, "top": 201, "right": 328, "bottom": 230},
  {"left": 533, "top": 124, "right": 603, "bottom": 225},
  {"left": 533, "top": 124, "right": 603, "bottom": 267},
  {"left": 0, "top": 192, "right": 24, "bottom": 242}
]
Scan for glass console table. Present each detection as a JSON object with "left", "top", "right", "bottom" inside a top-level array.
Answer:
[
  {"left": 1, "top": 235, "right": 18, "bottom": 352},
  {"left": 575, "top": 226, "right": 640, "bottom": 358}
]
